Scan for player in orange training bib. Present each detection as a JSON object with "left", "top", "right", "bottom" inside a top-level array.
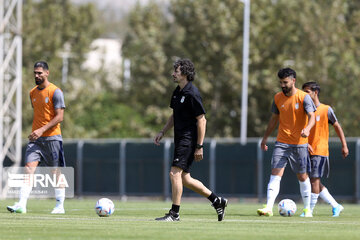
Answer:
[
  {"left": 7, "top": 61, "right": 66, "bottom": 214},
  {"left": 302, "top": 81, "right": 348, "bottom": 217},
  {"left": 257, "top": 68, "right": 316, "bottom": 217}
]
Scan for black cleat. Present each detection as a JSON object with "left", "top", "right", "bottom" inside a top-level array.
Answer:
[
  {"left": 212, "top": 197, "right": 228, "bottom": 221},
  {"left": 155, "top": 210, "right": 180, "bottom": 222}
]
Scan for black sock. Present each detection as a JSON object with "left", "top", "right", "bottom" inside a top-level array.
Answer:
[
  {"left": 171, "top": 204, "right": 180, "bottom": 214},
  {"left": 207, "top": 192, "right": 218, "bottom": 203}
]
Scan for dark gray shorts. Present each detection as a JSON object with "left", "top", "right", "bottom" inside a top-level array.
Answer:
[
  {"left": 25, "top": 140, "right": 65, "bottom": 167},
  {"left": 271, "top": 142, "right": 310, "bottom": 174},
  {"left": 310, "top": 155, "right": 329, "bottom": 178}
]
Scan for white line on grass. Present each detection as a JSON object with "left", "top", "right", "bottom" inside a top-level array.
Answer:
[
  {"left": 215, "top": 219, "right": 360, "bottom": 225},
  {"left": 10, "top": 215, "right": 360, "bottom": 226}
]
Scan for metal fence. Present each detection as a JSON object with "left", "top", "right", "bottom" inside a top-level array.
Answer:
[{"left": 39, "top": 137, "right": 360, "bottom": 203}]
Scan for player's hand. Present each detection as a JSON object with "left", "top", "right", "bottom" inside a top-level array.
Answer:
[
  {"left": 260, "top": 138, "right": 268, "bottom": 151},
  {"left": 153, "top": 131, "right": 164, "bottom": 146},
  {"left": 194, "top": 148, "right": 203, "bottom": 162},
  {"left": 28, "top": 128, "right": 44, "bottom": 141},
  {"left": 342, "top": 146, "right": 349, "bottom": 158},
  {"left": 308, "top": 144, "right": 314, "bottom": 154},
  {"left": 301, "top": 128, "right": 310, "bottom": 138}
]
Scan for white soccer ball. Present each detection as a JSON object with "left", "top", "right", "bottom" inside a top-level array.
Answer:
[
  {"left": 95, "top": 198, "right": 115, "bottom": 217},
  {"left": 278, "top": 199, "right": 297, "bottom": 217}
]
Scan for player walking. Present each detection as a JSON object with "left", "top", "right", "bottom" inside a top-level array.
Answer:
[
  {"left": 257, "top": 68, "right": 316, "bottom": 217},
  {"left": 154, "top": 59, "right": 227, "bottom": 221},
  {"left": 302, "top": 81, "right": 348, "bottom": 217},
  {"left": 7, "top": 61, "right": 66, "bottom": 214}
]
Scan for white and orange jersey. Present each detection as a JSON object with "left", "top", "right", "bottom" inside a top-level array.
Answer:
[
  {"left": 272, "top": 89, "right": 316, "bottom": 145},
  {"left": 308, "top": 103, "right": 338, "bottom": 156},
  {"left": 30, "top": 83, "right": 65, "bottom": 137}
]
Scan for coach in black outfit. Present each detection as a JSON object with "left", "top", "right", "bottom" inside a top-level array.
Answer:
[{"left": 154, "top": 59, "right": 227, "bottom": 222}]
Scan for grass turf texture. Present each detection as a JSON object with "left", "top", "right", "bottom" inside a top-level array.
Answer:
[{"left": 1, "top": 199, "right": 360, "bottom": 240}]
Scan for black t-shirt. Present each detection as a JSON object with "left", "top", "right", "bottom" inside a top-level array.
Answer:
[{"left": 170, "top": 82, "right": 206, "bottom": 142}]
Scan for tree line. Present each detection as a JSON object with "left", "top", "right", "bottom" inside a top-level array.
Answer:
[{"left": 21, "top": 0, "right": 360, "bottom": 138}]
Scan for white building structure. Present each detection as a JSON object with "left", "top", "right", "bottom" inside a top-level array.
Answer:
[{"left": 82, "top": 38, "right": 123, "bottom": 88}]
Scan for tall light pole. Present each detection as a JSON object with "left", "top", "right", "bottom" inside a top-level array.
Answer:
[
  {"left": 58, "top": 42, "right": 74, "bottom": 85},
  {"left": 0, "top": 0, "right": 23, "bottom": 198},
  {"left": 240, "top": 0, "right": 250, "bottom": 145}
]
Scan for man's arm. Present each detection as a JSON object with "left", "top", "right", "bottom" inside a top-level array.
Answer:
[
  {"left": 194, "top": 114, "right": 206, "bottom": 161},
  {"left": 154, "top": 114, "right": 174, "bottom": 146},
  {"left": 28, "top": 108, "right": 64, "bottom": 141},
  {"left": 261, "top": 113, "right": 279, "bottom": 151},
  {"left": 301, "top": 111, "right": 315, "bottom": 138},
  {"left": 333, "top": 121, "right": 349, "bottom": 158}
]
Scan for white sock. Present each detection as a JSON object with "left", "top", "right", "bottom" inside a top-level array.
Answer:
[
  {"left": 18, "top": 185, "right": 32, "bottom": 207},
  {"left": 319, "top": 188, "right": 338, "bottom": 208},
  {"left": 266, "top": 175, "right": 282, "bottom": 210},
  {"left": 299, "top": 178, "right": 311, "bottom": 210},
  {"left": 54, "top": 188, "right": 65, "bottom": 208},
  {"left": 310, "top": 193, "right": 319, "bottom": 212}
]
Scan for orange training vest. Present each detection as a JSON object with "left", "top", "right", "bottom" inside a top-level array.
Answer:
[
  {"left": 308, "top": 103, "right": 330, "bottom": 156},
  {"left": 274, "top": 89, "right": 309, "bottom": 145},
  {"left": 30, "top": 83, "right": 62, "bottom": 137}
]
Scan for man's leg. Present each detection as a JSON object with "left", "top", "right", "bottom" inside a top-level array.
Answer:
[
  {"left": 7, "top": 161, "right": 38, "bottom": 213},
  {"left": 308, "top": 156, "right": 321, "bottom": 214},
  {"left": 257, "top": 168, "right": 284, "bottom": 216},
  {"left": 51, "top": 168, "right": 65, "bottom": 214},
  {"left": 181, "top": 172, "right": 211, "bottom": 197},
  {"left": 297, "top": 172, "right": 312, "bottom": 217},
  {"left": 182, "top": 172, "right": 228, "bottom": 221},
  {"left": 319, "top": 184, "right": 344, "bottom": 217},
  {"left": 310, "top": 177, "right": 320, "bottom": 213},
  {"left": 155, "top": 166, "right": 182, "bottom": 221},
  {"left": 170, "top": 166, "right": 183, "bottom": 211},
  {"left": 43, "top": 140, "right": 66, "bottom": 214}
]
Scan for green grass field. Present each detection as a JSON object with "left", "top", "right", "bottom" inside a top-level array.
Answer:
[{"left": 1, "top": 198, "right": 360, "bottom": 240}]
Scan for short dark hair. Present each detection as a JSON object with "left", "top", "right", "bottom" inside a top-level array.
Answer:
[
  {"left": 173, "top": 59, "right": 196, "bottom": 81},
  {"left": 34, "top": 61, "right": 49, "bottom": 70},
  {"left": 278, "top": 67, "right": 296, "bottom": 79},
  {"left": 302, "top": 81, "right": 321, "bottom": 95}
]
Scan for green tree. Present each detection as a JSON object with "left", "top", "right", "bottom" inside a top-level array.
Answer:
[
  {"left": 250, "top": 0, "right": 360, "bottom": 136},
  {"left": 170, "top": 0, "right": 245, "bottom": 137},
  {"left": 123, "top": 0, "right": 247, "bottom": 137},
  {"left": 116, "top": 0, "right": 360, "bottom": 137},
  {"left": 22, "top": 0, "right": 101, "bottom": 138},
  {"left": 121, "top": 2, "right": 177, "bottom": 135}
]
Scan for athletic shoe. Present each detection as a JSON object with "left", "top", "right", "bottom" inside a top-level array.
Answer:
[
  {"left": 51, "top": 206, "right": 65, "bottom": 214},
  {"left": 212, "top": 197, "right": 228, "bottom": 221},
  {"left": 7, "top": 203, "right": 26, "bottom": 213},
  {"left": 300, "top": 208, "right": 313, "bottom": 217},
  {"left": 332, "top": 204, "right": 344, "bottom": 217},
  {"left": 155, "top": 210, "right": 180, "bottom": 221},
  {"left": 257, "top": 205, "right": 273, "bottom": 217}
]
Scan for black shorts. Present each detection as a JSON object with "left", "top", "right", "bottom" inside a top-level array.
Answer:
[
  {"left": 172, "top": 131, "right": 197, "bottom": 172},
  {"left": 172, "top": 143, "right": 195, "bottom": 173}
]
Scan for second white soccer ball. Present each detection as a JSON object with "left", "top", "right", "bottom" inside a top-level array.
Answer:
[
  {"left": 278, "top": 199, "right": 297, "bottom": 217},
  {"left": 95, "top": 198, "right": 115, "bottom": 217}
]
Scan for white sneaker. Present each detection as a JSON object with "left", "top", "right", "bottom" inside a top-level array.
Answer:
[
  {"left": 300, "top": 208, "right": 313, "bottom": 217},
  {"left": 51, "top": 206, "right": 65, "bottom": 214},
  {"left": 7, "top": 203, "right": 27, "bottom": 213},
  {"left": 257, "top": 205, "right": 273, "bottom": 217}
]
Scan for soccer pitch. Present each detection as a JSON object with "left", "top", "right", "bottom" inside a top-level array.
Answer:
[{"left": 1, "top": 198, "right": 360, "bottom": 240}]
